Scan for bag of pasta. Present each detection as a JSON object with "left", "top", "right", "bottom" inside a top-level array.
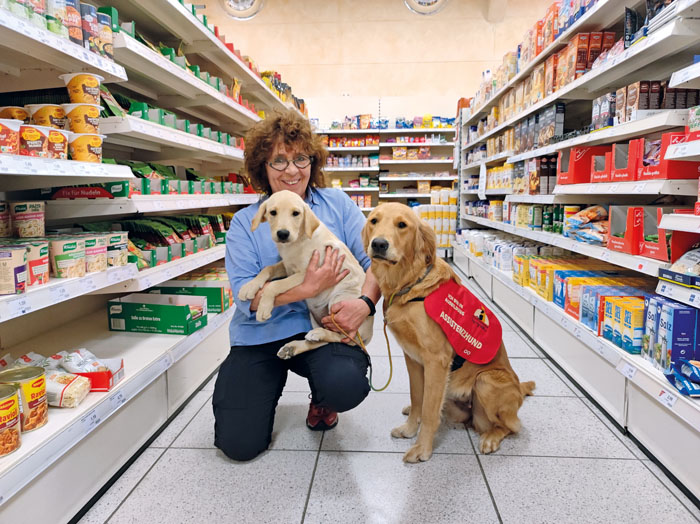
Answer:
[
  {"left": 45, "top": 370, "right": 91, "bottom": 408},
  {"left": 60, "top": 349, "right": 110, "bottom": 374}
]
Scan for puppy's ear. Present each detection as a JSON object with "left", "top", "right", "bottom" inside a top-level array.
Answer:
[
  {"left": 250, "top": 200, "right": 267, "bottom": 232},
  {"left": 303, "top": 203, "right": 321, "bottom": 238},
  {"left": 417, "top": 218, "right": 437, "bottom": 265},
  {"left": 361, "top": 218, "right": 371, "bottom": 252}
]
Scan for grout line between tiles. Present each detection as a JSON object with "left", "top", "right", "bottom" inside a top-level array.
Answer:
[
  {"left": 466, "top": 425, "right": 503, "bottom": 524},
  {"left": 300, "top": 431, "right": 325, "bottom": 524},
  {"left": 150, "top": 393, "right": 214, "bottom": 449},
  {"left": 639, "top": 460, "right": 700, "bottom": 520}
]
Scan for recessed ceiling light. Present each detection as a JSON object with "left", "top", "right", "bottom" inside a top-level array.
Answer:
[
  {"left": 220, "top": 0, "right": 265, "bottom": 20},
  {"left": 404, "top": 0, "right": 449, "bottom": 15}
]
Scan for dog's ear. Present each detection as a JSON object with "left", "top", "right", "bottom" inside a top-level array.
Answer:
[
  {"left": 417, "top": 218, "right": 436, "bottom": 265},
  {"left": 303, "top": 203, "right": 321, "bottom": 238},
  {"left": 361, "top": 219, "right": 371, "bottom": 252},
  {"left": 250, "top": 200, "right": 267, "bottom": 232}
]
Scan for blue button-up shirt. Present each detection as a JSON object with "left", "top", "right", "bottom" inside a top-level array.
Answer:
[{"left": 226, "top": 187, "right": 371, "bottom": 346}]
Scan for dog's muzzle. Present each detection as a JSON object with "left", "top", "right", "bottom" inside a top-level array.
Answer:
[{"left": 276, "top": 229, "right": 290, "bottom": 242}]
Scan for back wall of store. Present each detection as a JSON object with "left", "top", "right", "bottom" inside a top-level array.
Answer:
[{"left": 203, "top": 0, "right": 552, "bottom": 123}]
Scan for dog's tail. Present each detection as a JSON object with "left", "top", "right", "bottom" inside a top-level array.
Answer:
[{"left": 520, "top": 381, "right": 536, "bottom": 397}]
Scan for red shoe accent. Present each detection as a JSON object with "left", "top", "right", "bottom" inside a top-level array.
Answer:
[{"left": 306, "top": 402, "right": 338, "bottom": 431}]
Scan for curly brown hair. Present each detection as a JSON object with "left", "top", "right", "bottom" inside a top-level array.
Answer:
[{"left": 243, "top": 109, "right": 328, "bottom": 196}]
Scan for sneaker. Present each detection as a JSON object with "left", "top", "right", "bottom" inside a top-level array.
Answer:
[{"left": 306, "top": 401, "right": 338, "bottom": 431}]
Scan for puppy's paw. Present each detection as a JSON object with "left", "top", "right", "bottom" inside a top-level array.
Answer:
[
  {"left": 403, "top": 443, "right": 433, "bottom": 463},
  {"left": 255, "top": 299, "right": 274, "bottom": 322},
  {"left": 305, "top": 327, "right": 327, "bottom": 342},
  {"left": 277, "top": 341, "right": 303, "bottom": 359},
  {"left": 239, "top": 280, "right": 262, "bottom": 301},
  {"left": 391, "top": 422, "right": 418, "bottom": 439},
  {"left": 479, "top": 433, "right": 504, "bottom": 454},
  {"left": 401, "top": 405, "right": 411, "bottom": 416}
]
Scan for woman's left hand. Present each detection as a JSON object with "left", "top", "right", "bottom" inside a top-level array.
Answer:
[{"left": 322, "top": 298, "right": 371, "bottom": 343}]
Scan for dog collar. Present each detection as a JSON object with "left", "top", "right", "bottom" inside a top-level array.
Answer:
[{"left": 385, "top": 263, "right": 434, "bottom": 314}]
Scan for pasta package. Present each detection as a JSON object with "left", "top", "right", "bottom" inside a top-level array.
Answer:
[
  {"left": 0, "top": 203, "right": 10, "bottom": 237},
  {"left": 10, "top": 201, "right": 45, "bottom": 237},
  {"left": 82, "top": 234, "right": 108, "bottom": 273},
  {"left": 45, "top": 371, "right": 91, "bottom": 408},
  {"left": 49, "top": 237, "right": 86, "bottom": 278},
  {"left": 61, "top": 349, "right": 109, "bottom": 374},
  {"left": 670, "top": 248, "right": 700, "bottom": 275}
]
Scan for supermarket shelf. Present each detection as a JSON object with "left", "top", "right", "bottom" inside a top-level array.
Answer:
[
  {"left": 437, "top": 247, "right": 453, "bottom": 258},
  {"left": 340, "top": 187, "right": 379, "bottom": 192},
  {"left": 462, "top": 151, "right": 514, "bottom": 170},
  {"left": 484, "top": 188, "right": 513, "bottom": 196},
  {"left": 0, "top": 306, "right": 234, "bottom": 508},
  {"left": 379, "top": 193, "right": 432, "bottom": 199},
  {"left": 552, "top": 179, "right": 698, "bottom": 196},
  {"left": 378, "top": 142, "right": 454, "bottom": 147},
  {"left": 507, "top": 110, "right": 688, "bottom": 163},
  {"left": 360, "top": 207, "right": 375, "bottom": 212},
  {"left": 460, "top": 215, "right": 668, "bottom": 276},
  {"left": 670, "top": 61, "right": 700, "bottom": 89},
  {"left": 94, "top": 244, "right": 225, "bottom": 294},
  {"left": 0, "top": 265, "right": 138, "bottom": 324},
  {"left": 112, "top": 32, "right": 260, "bottom": 135},
  {"left": 462, "top": 0, "right": 641, "bottom": 126},
  {"left": 380, "top": 128, "right": 455, "bottom": 135},
  {"left": 324, "top": 166, "right": 380, "bottom": 172},
  {"left": 326, "top": 146, "right": 379, "bottom": 153},
  {"left": 101, "top": 115, "right": 243, "bottom": 170},
  {"left": 505, "top": 194, "right": 557, "bottom": 204},
  {"left": 0, "top": 10, "right": 127, "bottom": 92},
  {"left": 45, "top": 194, "right": 258, "bottom": 221},
  {"left": 0, "top": 155, "right": 134, "bottom": 192},
  {"left": 380, "top": 159, "right": 453, "bottom": 165},
  {"left": 318, "top": 128, "right": 379, "bottom": 135},
  {"left": 104, "top": 0, "right": 288, "bottom": 112},
  {"left": 380, "top": 176, "right": 458, "bottom": 181},
  {"left": 658, "top": 213, "right": 700, "bottom": 233},
  {"left": 665, "top": 138, "right": 700, "bottom": 161},
  {"left": 462, "top": 18, "right": 700, "bottom": 151},
  {"left": 461, "top": 189, "right": 479, "bottom": 195},
  {"left": 456, "top": 244, "right": 700, "bottom": 434},
  {"left": 656, "top": 280, "right": 700, "bottom": 309}
]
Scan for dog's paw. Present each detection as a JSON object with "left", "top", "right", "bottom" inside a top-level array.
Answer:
[
  {"left": 305, "top": 327, "right": 327, "bottom": 342},
  {"left": 239, "top": 280, "right": 262, "bottom": 301},
  {"left": 277, "top": 341, "right": 303, "bottom": 360},
  {"left": 479, "top": 433, "right": 504, "bottom": 454},
  {"left": 401, "top": 405, "right": 411, "bottom": 416},
  {"left": 255, "top": 299, "right": 274, "bottom": 322},
  {"left": 403, "top": 443, "right": 433, "bottom": 463},
  {"left": 391, "top": 422, "right": 418, "bottom": 439}
]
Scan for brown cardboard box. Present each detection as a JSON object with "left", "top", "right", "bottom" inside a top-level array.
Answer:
[
  {"left": 545, "top": 53, "right": 558, "bottom": 96},
  {"left": 677, "top": 89, "right": 688, "bottom": 109},
  {"left": 532, "top": 63, "right": 546, "bottom": 104},
  {"left": 602, "top": 32, "right": 616, "bottom": 52},
  {"left": 661, "top": 87, "right": 676, "bottom": 109},
  {"left": 587, "top": 32, "right": 603, "bottom": 70},
  {"left": 571, "top": 33, "right": 590, "bottom": 79},
  {"left": 557, "top": 46, "right": 570, "bottom": 89},
  {"left": 650, "top": 81, "right": 662, "bottom": 109},
  {"left": 626, "top": 81, "right": 641, "bottom": 121},
  {"left": 639, "top": 81, "right": 650, "bottom": 110},
  {"left": 615, "top": 86, "right": 627, "bottom": 124}
]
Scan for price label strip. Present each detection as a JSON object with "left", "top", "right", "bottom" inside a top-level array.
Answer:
[{"left": 616, "top": 361, "right": 638, "bottom": 380}]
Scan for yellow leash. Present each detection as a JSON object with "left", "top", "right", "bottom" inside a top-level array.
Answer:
[{"left": 330, "top": 300, "right": 394, "bottom": 392}]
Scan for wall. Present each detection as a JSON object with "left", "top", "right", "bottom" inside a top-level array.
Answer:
[{"left": 203, "top": 0, "right": 552, "bottom": 125}]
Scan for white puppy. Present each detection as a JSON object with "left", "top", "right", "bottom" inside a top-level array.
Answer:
[{"left": 238, "top": 190, "right": 374, "bottom": 359}]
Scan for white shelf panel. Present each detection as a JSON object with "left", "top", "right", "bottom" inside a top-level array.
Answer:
[
  {"left": 552, "top": 179, "right": 698, "bottom": 196},
  {"left": 112, "top": 33, "right": 260, "bottom": 134},
  {"left": 360, "top": 207, "right": 375, "bottom": 212},
  {"left": 94, "top": 245, "right": 225, "bottom": 294},
  {"left": 318, "top": 129, "right": 379, "bottom": 135},
  {"left": 461, "top": 215, "right": 668, "bottom": 276},
  {"left": 437, "top": 247, "right": 453, "bottom": 258},
  {"left": 665, "top": 139, "right": 700, "bottom": 161},
  {"left": 378, "top": 193, "right": 432, "bottom": 199},
  {"left": 101, "top": 116, "right": 244, "bottom": 168},
  {"left": 326, "top": 146, "right": 379, "bottom": 152},
  {"left": 670, "top": 61, "right": 700, "bottom": 89},
  {"left": 0, "top": 155, "right": 134, "bottom": 192},
  {"left": 656, "top": 280, "right": 700, "bottom": 309},
  {"left": 45, "top": 194, "right": 258, "bottom": 220},
  {"left": 0, "top": 265, "right": 137, "bottom": 324},
  {"left": 659, "top": 213, "right": 700, "bottom": 233},
  {"left": 324, "top": 166, "right": 380, "bottom": 172},
  {"left": 507, "top": 110, "right": 688, "bottom": 163},
  {"left": 458, "top": 244, "right": 700, "bottom": 435},
  {"left": 485, "top": 188, "right": 513, "bottom": 196},
  {"left": 340, "top": 187, "right": 379, "bottom": 192},
  {"left": 380, "top": 128, "right": 455, "bottom": 135},
  {"left": 0, "top": 10, "right": 126, "bottom": 92},
  {"left": 461, "top": 189, "right": 479, "bottom": 195},
  {"left": 0, "top": 306, "right": 234, "bottom": 508},
  {"left": 462, "top": 18, "right": 700, "bottom": 150},
  {"left": 462, "top": 151, "right": 514, "bottom": 170},
  {"left": 380, "top": 176, "right": 458, "bottom": 181},
  {"left": 380, "top": 159, "right": 453, "bottom": 165},
  {"left": 379, "top": 142, "right": 454, "bottom": 147},
  {"left": 505, "top": 194, "right": 557, "bottom": 204}
]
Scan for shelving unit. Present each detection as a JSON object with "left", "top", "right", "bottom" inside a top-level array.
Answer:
[
  {"left": 665, "top": 139, "right": 700, "bottom": 161},
  {"left": 381, "top": 159, "right": 453, "bottom": 165},
  {"left": 379, "top": 193, "right": 432, "bottom": 199},
  {"left": 324, "top": 166, "right": 380, "bottom": 172},
  {"left": 659, "top": 212, "right": 700, "bottom": 232},
  {"left": 379, "top": 176, "right": 458, "bottom": 181},
  {"left": 340, "top": 187, "right": 379, "bottom": 192},
  {"left": 326, "top": 146, "right": 379, "bottom": 153},
  {"left": 552, "top": 179, "right": 698, "bottom": 196}
]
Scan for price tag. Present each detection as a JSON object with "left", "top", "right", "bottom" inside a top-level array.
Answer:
[
  {"left": 600, "top": 250, "right": 611, "bottom": 262},
  {"left": 81, "top": 409, "right": 101, "bottom": 435},
  {"left": 49, "top": 284, "right": 71, "bottom": 302},
  {"left": 572, "top": 326, "right": 582, "bottom": 340},
  {"left": 81, "top": 276, "right": 97, "bottom": 293},
  {"left": 657, "top": 389, "right": 678, "bottom": 409},
  {"left": 609, "top": 183, "right": 619, "bottom": 193},
  {"left": 160, "top": 353, "right": 173, "bottom": 372},
  {"left": 633, "top": 182, "right": 646, "bottom": 193},
  {"left": 155, "top": 200, "right": 166, "bottom": 210},
  {"left": 142, "top": 277, "right": 153, "bottom": 289},
  {"left": 595, "top": 339, "right": 607, "bottom": 358},
  {"left": 587, "top": 184, "right": 596, "bottom": 193},
  {"left": 659, "top": 283, "right": 667, "bottom": 294},
  {"left": 617, "top": 361, "right": 638, "bottom": 380},
  {"left": 672, "top": 144, "right": 689, "bottom": 158},
  {"left": 109, "top": 390, "right": 127, "bottom": 410},
  {"left": 561, "top": 316, "right": 569, "bottom": 329},
  {"left": 8, "top": 296, "right": 32, "bottom": 317},
  {"left": 108, "top": 269, "right": 123, "bottom": 284}
]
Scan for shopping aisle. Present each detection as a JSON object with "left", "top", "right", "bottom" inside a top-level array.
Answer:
[{"left": 77, "top": 267, "right": 700, "bottom": 524}]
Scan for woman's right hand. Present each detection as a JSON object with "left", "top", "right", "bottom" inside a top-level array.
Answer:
[{"left": 302, "top": 246, "right": 349, "bottom": 298}]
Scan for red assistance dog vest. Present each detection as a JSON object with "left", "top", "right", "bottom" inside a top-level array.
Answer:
[{"left": 424, "top": 279, "right": 502, "bottom": 364}]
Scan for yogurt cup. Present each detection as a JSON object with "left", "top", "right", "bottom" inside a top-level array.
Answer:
[
  {"left": 19, "top": 124, "right": 51, "bottom": 158},
  {"left": 47, "top": 128, "right": 71, "bottom": 160},
  {"left": 0, "top": 119, "right": 22, "bottom": 155},
  {"left": 0, "top": 107, "right": 29, "bottom": 123},
  {"left": 59, "top": 72, "right": 103, "bottom": 105},
  {"left": 62, "top": 103, "right": 102, "bottom": 134},
  {"left": 68, "top": 133, "right": 105, "bottom": 163},
  {"left": 26, "top": 104, "right": 66, "bottom": 129}
]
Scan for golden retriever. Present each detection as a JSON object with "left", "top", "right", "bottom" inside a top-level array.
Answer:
[
  {"left": 239, "top": 190, "right": 374, "bottom": 359},
  {"left": 363, "top": 203, "right": 535, "bottom": 463}
]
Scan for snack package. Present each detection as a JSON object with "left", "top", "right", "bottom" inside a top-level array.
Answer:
[
  {"left": 61, "top": 349, "right": 109, "bottom": 373},
  {"left": 665, "top": 369, "right": 700, "bottom": 397},
  {"left": 0, "top": 353, "right": 14, "bottom": 371},
  {"left": 12, "top": 352, "right": 46, "bottom": 368},
  {"left": 565, "top": 205, "right": 608, "bottom": 228},
  {"left": 45, "top": 370, "right": 91, "bottom": 408},
  {"left": 670, "top": 248, "right": 700, "bottom": 275},
  {"left": 679, "top": 359, "right": 700, "bottom": 383}
]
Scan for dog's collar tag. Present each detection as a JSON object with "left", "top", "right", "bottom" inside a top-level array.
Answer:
[{"left": 424, "top": 280, "right": 502, "bottom": 365}]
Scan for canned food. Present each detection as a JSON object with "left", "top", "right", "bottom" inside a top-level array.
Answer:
[
  {"left": 0, "top": 367, "right": 48, "bottom": 432},
  {"left": 97, "top": 12, "right": 113, "bottom": 60},
  {"left": 0, "top": 384, "right": 21, "bottom": 457}
]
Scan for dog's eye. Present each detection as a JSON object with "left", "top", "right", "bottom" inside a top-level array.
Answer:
[
  {"left": 370, "top": 218, "right": 377, "bottom": 225},
  {"left": 292, "top": 211, "right": 300, "bottom": 217},
  {"left": 398, "top": 222, "right": 407, "bottom": 229},
  {"left": 270, "top": 210, "right": 277, "bottom": 216}
]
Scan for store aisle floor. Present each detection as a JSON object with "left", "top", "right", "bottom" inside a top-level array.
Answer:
[{"left": 78, "top": 267, "right": 700, "bottom": 524}]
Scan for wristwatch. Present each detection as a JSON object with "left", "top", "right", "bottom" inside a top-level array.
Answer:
[{"left": 358, "top": 295, "right": 376, "bottom": 316}]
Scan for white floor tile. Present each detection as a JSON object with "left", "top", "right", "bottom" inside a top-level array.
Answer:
[
  {"left": 469, "top": 396, "right": 634, "bottom": 459},
  {"left": 172, "top": 391, "right": 322, "bottom": 452},
  {"left": 202, "top": 372, "right": 217, "bottom": 391},
  {"left": 305, "top": 452, "right": 499, "bottom": 524},
  {"left": 283, "top": 368, "right": 312, "bottom": 393},
  {"left": 107, "top": 448, "right": 315, "bottom": 524},
  {"left": 150, "top": 391, "right": 212, "bottom": 448},
  {"left": 367, "top": 355, "right": 409, "bottom": 393},
  {"left": 501, "top": 331, "right": 541, "bottom": 358},
  {"left": 580, "top": 398, "right": 647, "bottom": 460},
  {"left": 321, "top": 393, "right": 473, "bottom": 455},
  {"left": 365, "top": 325, "right": 400, "bottom": 357},
  {"left": 508, "top": 358, "right": 577, "bottom": 397},
  {"left": 541, "top": 359, "right": 588, "bottom": 397},
  {"left": 78, "top": 448, "right": 165, "bottom": 524},
  {"left": 642, "top": 459, "right": 700, "bottom": 521},
  {"left": 481, "top": 455, "right": 699, "bottom": 524}
]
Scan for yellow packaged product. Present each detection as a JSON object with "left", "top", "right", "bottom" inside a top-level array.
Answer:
[
  {"left": 0, "top": 384, "right": 20, "bottom": 457},
  {"left": 0, "top": 366, "right": 48, "bottom": 432},
  {"left": 621, "top": 299, "right": 645, "bottom": 354}
]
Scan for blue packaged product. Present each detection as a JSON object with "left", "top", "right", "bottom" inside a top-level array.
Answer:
[
  {"left": 657, "top": 303, "right": 696, "bottom": 372},
  {"left": 665, "top": 369, "right": 700, "bottom": 397},
  {"left": 678, "top": 359, "right": 700, "bottom": 384},
  {"left": 552, "top": 270, "right": 596, "bottom": 310}
]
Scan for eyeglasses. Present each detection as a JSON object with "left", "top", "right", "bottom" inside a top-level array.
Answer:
[{"left": 267, "top": 154, "right": 313, "bottom": 171}]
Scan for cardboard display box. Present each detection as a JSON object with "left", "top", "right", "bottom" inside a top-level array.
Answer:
[{"left": 108, "top": 294, "right": 208, "bottom": 335}]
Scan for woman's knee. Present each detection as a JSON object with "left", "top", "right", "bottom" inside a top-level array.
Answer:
[
  {"left": 314, "top": 357, "right": 370, "bottom": 412},
  {"left": 213, "top": 408, "right": 270, "bottom": 461}
]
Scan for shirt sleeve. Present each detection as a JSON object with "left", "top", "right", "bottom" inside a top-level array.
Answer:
[
  {"left": 341, "top": 193, "right": 371, "bottom": 271},
  {"left": 225, "top": 212, "right": 260, "bottom": 320}
]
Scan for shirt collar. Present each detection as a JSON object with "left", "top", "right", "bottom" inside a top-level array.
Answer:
[{"left": 305, "top": 187, "right": 318, "bottom": 206}]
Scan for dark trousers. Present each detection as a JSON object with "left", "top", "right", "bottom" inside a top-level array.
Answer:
[{"left": 212, "top": 332, "right": 370, "bottom": 461}]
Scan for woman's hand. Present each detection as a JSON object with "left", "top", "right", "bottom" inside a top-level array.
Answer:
[
  {"left": 301, "top": 246, "right": 349, "bottom": 298},
  {"left": 321, "top": 299, "right": 371, "bottom": 343}
]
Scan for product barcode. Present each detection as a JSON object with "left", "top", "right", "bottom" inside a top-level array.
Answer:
[{"left": 111, "top": 318, "right": 126, "bottom": 330}]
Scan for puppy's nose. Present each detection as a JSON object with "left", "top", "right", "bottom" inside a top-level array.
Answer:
[
  {"left": 276, "top": 229, "right": 290, "bottom": 241},
  {"left": 371, "top": 237, "right": 389, "bottom": 253}
]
